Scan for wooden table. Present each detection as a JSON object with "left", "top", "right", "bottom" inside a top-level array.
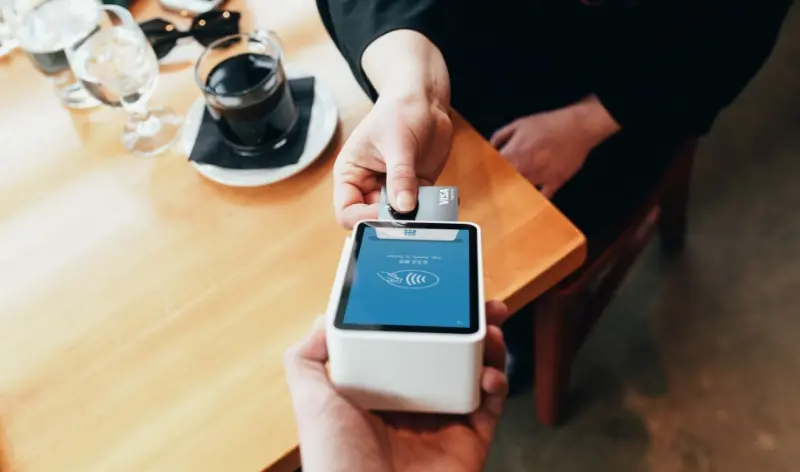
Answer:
[{"left": 0, "top": 1, "right": 585, "bottom": 471}]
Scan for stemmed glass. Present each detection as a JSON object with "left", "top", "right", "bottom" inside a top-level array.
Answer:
[{"left": 66, "top": 4, "right": 182, "bottom": 156}]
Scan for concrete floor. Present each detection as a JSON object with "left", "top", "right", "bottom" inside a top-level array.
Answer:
[{"left": 487, "top": 5, "right": 800, "bottom": 472}]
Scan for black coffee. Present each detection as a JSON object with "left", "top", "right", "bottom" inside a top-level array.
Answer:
[{"left": 205, "top": 53, "right": 299, "bottom": 148}]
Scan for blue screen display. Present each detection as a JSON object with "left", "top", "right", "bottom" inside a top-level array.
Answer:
[{"left": 342, "top": 227, "right": 472, "bottom": 328}]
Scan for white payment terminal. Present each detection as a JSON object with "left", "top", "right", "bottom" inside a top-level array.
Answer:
[{"left": 325, "top": 220, "right": 486, "bottom": 414}]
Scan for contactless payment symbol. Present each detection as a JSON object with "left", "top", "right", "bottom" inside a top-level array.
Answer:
[{"left": 377, "top": 270, "right": 440, "bottom": 289}]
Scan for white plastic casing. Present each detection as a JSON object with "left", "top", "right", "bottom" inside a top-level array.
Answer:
[{"left": 326, "top": 221, "right": 486, "bottom": 414}]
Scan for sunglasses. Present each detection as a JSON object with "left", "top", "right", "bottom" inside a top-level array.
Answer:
[{"left": 139, "top": 9, "right": 241, "bottom": 60}]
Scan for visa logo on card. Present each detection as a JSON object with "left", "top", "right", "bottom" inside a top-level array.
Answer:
[{"left": 439, "top": 188, "right": 456, "bottom": 206}]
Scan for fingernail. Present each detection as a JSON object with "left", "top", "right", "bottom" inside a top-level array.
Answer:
[
  {"left": 396, "top": 191, "right": 415, "bottom": 212},
  {"left": 311, "top": 315, "right": 325, "bottom": 332}
]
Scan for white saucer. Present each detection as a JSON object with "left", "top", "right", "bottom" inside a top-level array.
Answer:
[{"left": 180, "top": 68, "right": 338, "bottom": 187}]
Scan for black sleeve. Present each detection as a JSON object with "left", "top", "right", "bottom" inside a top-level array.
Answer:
[
  {"left": 594, "top": 0, "right": 793, "bottom": 137},
  {"left": 316, "top": 0, "right": 445, "bottom": 102}
]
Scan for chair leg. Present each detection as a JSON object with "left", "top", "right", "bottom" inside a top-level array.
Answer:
[
  {"left": 534, "top": 294, "right": 574, "bottom": 426},
  {"left": 660, "top": 143, "right": 696, "bottom": 254}
]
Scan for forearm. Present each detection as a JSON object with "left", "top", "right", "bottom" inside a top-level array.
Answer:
[
  {"left": 317, "top": 0, "right": 448, "bottom": 105},
  {"left": 567, "top": 94, "right": 621, "bottom": 147},
  {"left": 293, "top": 399, "right": 391, "bottom": 472},
  {"left": 297, "top": 424, "right": 389, "bottom": 472},
  {"left": 362, "top": 29, "right": 451, "bottom": 110}
]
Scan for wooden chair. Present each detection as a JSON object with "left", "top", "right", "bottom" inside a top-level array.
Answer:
[{"left": 533, "top": 139, "right": 698, "bottom": 426}]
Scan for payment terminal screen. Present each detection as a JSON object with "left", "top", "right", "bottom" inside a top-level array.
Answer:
[{"left": 340, "top": 225, "right": 475, "bottom": 330}]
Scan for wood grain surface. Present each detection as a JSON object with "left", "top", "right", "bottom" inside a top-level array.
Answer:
[{"left": 0, "top": 1, "right": 585, "bottom": 471}]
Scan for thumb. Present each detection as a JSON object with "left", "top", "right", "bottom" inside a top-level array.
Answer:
[
  {"left": 490, "top": 121, "right": 518, "bottom": 149},
  {"left": 384, "top": 141, "right": 419, "bottom": 214},
  {"left": 283, "top": 317, "right": 329, "bottom": 382},
  {"left": 468, "top": 367, "right": 509, "bottom": 445}
]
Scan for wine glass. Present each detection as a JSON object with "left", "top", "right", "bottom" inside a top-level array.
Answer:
[{"left": 66, "top": 4, "right": 182, "bottom": 156}]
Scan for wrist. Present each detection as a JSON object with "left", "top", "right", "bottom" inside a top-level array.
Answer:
[
  {"left": 571, "top": 95, "right": 621, "bottom": 147},
  {"left": 378, "top": 87, "right": 451, "bottom": 128},
  {"left": 362, "top": 29, "right": 451, "bottom": 112}
]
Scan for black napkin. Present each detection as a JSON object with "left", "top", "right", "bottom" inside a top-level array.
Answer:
[{"left": 189, "top": 77, "right": 316, "bottom": 170}]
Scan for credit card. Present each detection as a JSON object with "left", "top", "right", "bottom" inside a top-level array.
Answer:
[{"left": 379, "top": 186, "right": 459, "bottom": 222}]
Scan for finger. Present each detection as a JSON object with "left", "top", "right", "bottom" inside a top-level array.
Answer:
[
  {"left": 333, "top": 172, "right": 379, "bottom": 228},
  {"left": 338, "top": 202, "right": 379, "bottom": 228},
  {"left": 283, "top": 328, "right": 330, "bottom": 395},
  {"left": 484, "top": 325, "right": 507, "bottom": 372},
  {"left": 539, "top": 184, "right": 557, "bottom": 199},
  {"left": 284, "top": 328, "right": 328, "bottom": 367},
  {"left": 333, "top": 159, "right": 381, "bottom": 227},
  {"left": 283, "top": 328, "right": 340, "bottom": 418},
  {"left": 489, "top": 122, "right": 517, "bottom": 149},
  {"left": 485, "top": 300, "right": 510, "bottom": 327},
  {"left": 498, "top": 132, "right": 523, "bottom": 157},
  {"left": 333, "top": 177, "right": 365, "bottom": 227},
  {"left": 332, "top": 160, "right": 365, "bottom": 208},
  {"left": 481, "top": 367, "right": 509, "bottom": 416},
  {"left": 383, "top": 138, "right": 419, "bottom": 213},
  {"left": 468, "top": 367, "right": 509, "bottom": 444},
  {"left": 364, "top": 189, "right": 382, "bottom": 205},
  {"left": 311, "top": 315, "right": 325, "bottom": 332}
]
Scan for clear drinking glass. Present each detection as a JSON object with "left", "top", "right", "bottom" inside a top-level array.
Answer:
[
  {"left": 67, "top": 4, "right": 182, "bottom": 156},
  {"left": 0, "top": 0, "right": 18, "bottom": 58},
  {"left": 15, "top": 0, "right": 101, "bottom": 109}
]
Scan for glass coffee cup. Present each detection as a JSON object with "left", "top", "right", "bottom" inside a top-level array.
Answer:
[{"left": 194, "top": 30, "right": 299, "bottom": 155}]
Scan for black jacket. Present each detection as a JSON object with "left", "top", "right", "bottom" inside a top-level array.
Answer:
[{"left": 317, "top": 0, "right": 792, "bottom": 138}]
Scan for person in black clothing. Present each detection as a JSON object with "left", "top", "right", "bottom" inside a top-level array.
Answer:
[{"left": 317, "top": 0, "right": 792, "bottom": 390}]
